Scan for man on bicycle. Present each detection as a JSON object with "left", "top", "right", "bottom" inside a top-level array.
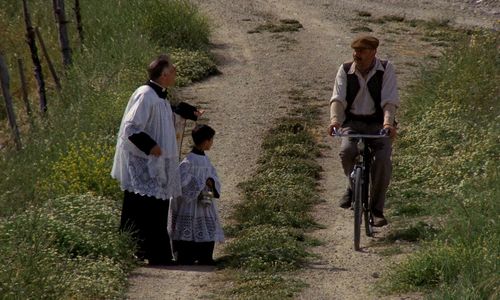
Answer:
[{"left": 327, "top": 35, "right": 399, "bottom": 227}]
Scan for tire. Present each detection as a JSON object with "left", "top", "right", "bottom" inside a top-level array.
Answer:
[
  {"left": 364, "top": 203, "right": 372, "bottom": 237},
  {"left": 353, "top": 167, "right": 363, "bottom": 251},
  {"left": 363, "top": 175, "right": 373, "bottom": 237}
]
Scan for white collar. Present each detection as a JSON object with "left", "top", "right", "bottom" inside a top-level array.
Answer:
[
  {"left": 348, "top": 58, "right": 384, "bottom": 75},
  {"left": 149, "top": 80, "right": 167, "bottom": 92}
]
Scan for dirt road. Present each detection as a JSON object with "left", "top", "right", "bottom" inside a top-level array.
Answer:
[{"left": 126, "top": 1, "right": 498, "bottom": 299}]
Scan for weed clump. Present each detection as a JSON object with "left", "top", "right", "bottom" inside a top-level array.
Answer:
[
  {"left": 226, "top": 225, "right": 310, "bottom": 272},
  {"left": 351, "top": 26, "right": 373, "bottom": 33},
  {"left": 222, "top": 93, "right": 322, "bottom": 298},
  {"left": 250, "top": 19, "right": 303, "bottom": 33}
]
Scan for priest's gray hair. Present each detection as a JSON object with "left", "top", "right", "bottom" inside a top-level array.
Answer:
[{"left": 148, "top": 54, "right": 172, "bottom": 80}]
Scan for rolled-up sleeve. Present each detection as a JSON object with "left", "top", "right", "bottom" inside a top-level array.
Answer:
[
  {"left": 381, "top": 62, "right": 400, "bottom": 108},
  {"left": 330, "top": 65, "right": 348, "bottom": 107}
]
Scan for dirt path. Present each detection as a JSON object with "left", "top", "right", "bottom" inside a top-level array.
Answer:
[{"left": 126, "top": 1, "right": 498, "bottom": 299}]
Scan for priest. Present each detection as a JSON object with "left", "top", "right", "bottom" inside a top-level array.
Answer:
[{"left": 112, "top": 54, "right": 202, "bottom": 265}]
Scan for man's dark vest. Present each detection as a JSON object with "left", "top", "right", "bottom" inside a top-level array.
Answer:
[{"left": 343, "top": 60, "right": 387, "bottom": 124}]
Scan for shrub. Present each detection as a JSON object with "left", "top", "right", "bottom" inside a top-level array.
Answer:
[
  {"left": 170, "top": 48, "right": 219, "bottom": 86},
  {"left": 385, "top": 242, "right": 463, "bottom": 290},
  {"left": 42, "top": 194, "right": 134, "bottom": 260},
  {"left": 141, "top": 0, "right": 211, "bottom": 51},
  {"left": 36, "top": 134, "right": 120, "bottom": 200},
  {"left": 0, "top": 194, "right": 134, "bottom": 299}
]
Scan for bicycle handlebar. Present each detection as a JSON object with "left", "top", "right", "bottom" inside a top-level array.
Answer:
[{"left": 331, "top": 127, "right": 390, "bottom": 138}]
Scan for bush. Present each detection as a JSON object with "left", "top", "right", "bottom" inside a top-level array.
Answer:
[
  {"left": 141, "top": 0, "right": 211, "bottom": 51},
  {"left": 170, "top": 48, "right": 219, "bottom": 86},
  {"left": 42, "top": 194, "right": 134, "bottom": 260},
  {"left": 37, "top": 134, "right": 120, "bottom": 200},
  {"left": 0, "top": 194, "right": 135, "bottom": 299},
  {"left": 386, "top": 242, "right": 463, "bottom": 290}
]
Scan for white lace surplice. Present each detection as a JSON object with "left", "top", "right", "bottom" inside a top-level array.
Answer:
[
  {"left": 168, "top": 153, "right": 224, "bottom": 243},
  {"left": 111, "top": 85, "right": 181, "bottom": 200}
]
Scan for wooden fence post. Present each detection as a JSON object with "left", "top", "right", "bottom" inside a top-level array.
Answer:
[
  {"left": 53, "top": 0, "right": 72, "bottom": 66},
  {"left": 17, "top": 58, "right": 32, "bottom": 117},
  {"left": 0, "top": 55, "right": 22, "bottom": 150},
  {"left": 22, "top": 0, "right": 48, "bottom": 113},
  {"left": 74, "top": 0, "right": 84, "bottom": 46},
  {"left": 35, "top": 27, "right": 62, "bottom": 91}
]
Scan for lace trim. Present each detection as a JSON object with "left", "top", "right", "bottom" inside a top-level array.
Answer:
[
  {"left": 169, "top": 198, "right": 224, "bottom": 242},
  {"left": 118, "top": 154, "right": 181, "bottom": 200}
]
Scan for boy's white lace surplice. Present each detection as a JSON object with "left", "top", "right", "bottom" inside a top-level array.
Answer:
[
  {"left": 168, "top": 152, "right": 224, "bottom": 243},
  {"left": 111, "top": 85, "right": 181, "bottom": 200}
]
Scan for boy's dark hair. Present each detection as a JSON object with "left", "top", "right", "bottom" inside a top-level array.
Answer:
[
  {"left": 148, "top": 54, "right": 170, "bottom": 81},
  {"left": 192, "top": 124, "right": 215, "bottom": 146}
]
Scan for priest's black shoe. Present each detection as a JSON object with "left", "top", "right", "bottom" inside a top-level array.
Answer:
[{"left": 147, "top": 257, "right": 177, "bottom": 266}]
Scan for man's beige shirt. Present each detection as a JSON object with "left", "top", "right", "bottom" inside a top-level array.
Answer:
[{"left": 330, "top": 58, "right": 400, "bottom": 125}]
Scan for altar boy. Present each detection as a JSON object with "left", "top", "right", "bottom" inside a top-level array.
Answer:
[{"left": 168, "top": 124, "right": 224, "bottom": 265}]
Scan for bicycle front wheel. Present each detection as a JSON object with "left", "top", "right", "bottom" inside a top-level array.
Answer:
[{"left": 353, "top": 167, "right": 363, "bottom": 251}]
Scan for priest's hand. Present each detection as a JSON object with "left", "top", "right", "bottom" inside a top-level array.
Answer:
[
  {"left": 150, "top": 145, "right": 162, "bottom": 157},
  {"left": 194, "top": 109, "right": 205, "bottom": 118}
]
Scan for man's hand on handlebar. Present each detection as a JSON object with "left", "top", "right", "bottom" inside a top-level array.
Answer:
[
  {"left": 328, "top": 122, "right": 341, "bottom": 136},
  {"left": 383, "top": 124, "right": 397, "bottom": 139}
]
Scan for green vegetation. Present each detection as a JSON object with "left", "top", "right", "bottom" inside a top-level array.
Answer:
[
  {"left": 249, "top": 19, "right": 303, "bottom": 34},
  {"left": 220, "top": 90, "right": 322, "bottom": 299},
  {"left": 381, "top": 32, "right": 499, "bottom": 299},
  {"left": 142, "top": 0, "right": 211, "bottom": 51},
  {"left": 0, "top": 194, "right": 134, "bottom": 299},
  {"left": 0, "top": 0, "right": 213, "bottom": 298}
]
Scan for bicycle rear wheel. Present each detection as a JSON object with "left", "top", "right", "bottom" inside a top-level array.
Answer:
[
  {"left": 363, "top": 179, "right": 373, "bottom": 237},
  {"left": 353, "top": 167, "right": 363, "bottom": 251},
  {"left": 364, "top": 204, "right": 373, "bottom": 237}
]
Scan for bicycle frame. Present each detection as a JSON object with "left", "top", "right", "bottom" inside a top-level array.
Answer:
[
  {"left": 353, "top": 137, "right": 373, "bottom": 237},
  {"left": 332, "top": 128, "right": 389, "bottom": 250}
]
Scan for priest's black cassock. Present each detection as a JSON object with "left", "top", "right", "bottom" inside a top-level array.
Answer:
[{"left": 112, "top": 80, "right": 197, "bottom": 264}]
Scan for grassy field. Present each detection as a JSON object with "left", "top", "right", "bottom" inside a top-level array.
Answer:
[
  {"left": 381, "top": 31, "right": 499, "bottom": 299},
  {"left": 0, "top": 0, "right": 214, "bottom": 298}
]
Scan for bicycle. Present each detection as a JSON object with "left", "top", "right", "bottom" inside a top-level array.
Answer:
[{"left": 332, "top": 127, "right": 390, "bottom": 251}]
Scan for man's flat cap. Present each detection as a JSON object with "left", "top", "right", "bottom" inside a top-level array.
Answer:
[{"left": 351, "top": 35, "right": 379, "bottom": 49}]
